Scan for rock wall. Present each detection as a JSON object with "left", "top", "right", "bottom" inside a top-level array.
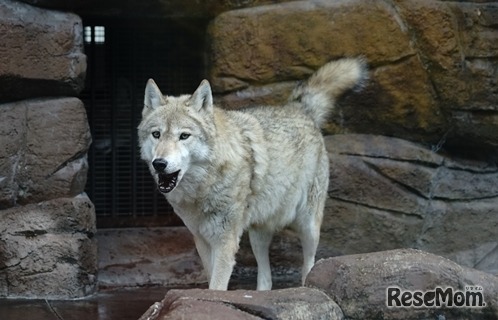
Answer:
[
  {"left": 0, "top": 0, "right": 95, "bottom": 298},
  {"left": 323, "top": 134, "right": 498, "bottom": 275}
]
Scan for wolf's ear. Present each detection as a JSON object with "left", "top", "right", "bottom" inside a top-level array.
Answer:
[
  {"left": 189, "top": 80, "right": 213, "bottom": 114},
  {"left": 143, "top": 79, "right": 166, "bottom": 117}
]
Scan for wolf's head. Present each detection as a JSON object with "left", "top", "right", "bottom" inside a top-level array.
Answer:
[{"left": 138, "top": 79, "right": 214, "bottom": 194}]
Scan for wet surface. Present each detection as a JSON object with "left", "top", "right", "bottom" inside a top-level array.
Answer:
[
  {"left": 0, "top": 282, "right": 300, "bottom": 320},
  {"left": 0, "top": 287, "right": 170, "bottom": 320}
]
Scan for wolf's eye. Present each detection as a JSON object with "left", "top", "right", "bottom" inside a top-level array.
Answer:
[
  {"left": 152, "top": 131, "right": 160, "bottom": 139},
  {"left": 179, "top": 133, "right": 191, "bottom": 140}
]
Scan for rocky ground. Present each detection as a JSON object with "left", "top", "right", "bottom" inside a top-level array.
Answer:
[{"left": 140, "top": 249, "right": 498, "bottom": 320}]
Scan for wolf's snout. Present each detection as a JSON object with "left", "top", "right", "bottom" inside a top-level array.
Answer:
[{"left": 152, "top": 159, "right": 168, "bottom": 172}]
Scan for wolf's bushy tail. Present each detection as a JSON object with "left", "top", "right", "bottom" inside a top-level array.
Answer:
[{"left": 290, "top": 58, "right": 368, "bottom": 127}]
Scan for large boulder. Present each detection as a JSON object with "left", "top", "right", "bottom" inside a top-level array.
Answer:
[
  {"left": 139, "top": 287, "right": 344, "bottom": 320},
  {"left": 0, "top": 194, "right": 97, "bottom": 298},
  {"left": 0, "top": 98, "right": 91, "bottom": 209},
  {"left": 208, "top": 0, "right": 415, "bottom": 89},
  {"left": 322, "top": 134, "right": 498, "bottom": 275},
  {"left": 0, "top": 0, "right": 86, "bottom": 103},
  {"left": 306, "top": 249, "right": 498, "bottom": 320}
]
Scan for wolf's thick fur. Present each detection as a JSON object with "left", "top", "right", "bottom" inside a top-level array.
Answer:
[{"left": 138, "top": 58, "right": 366, "bottom": 290}]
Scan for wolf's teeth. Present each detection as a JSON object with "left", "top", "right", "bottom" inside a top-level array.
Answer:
[{"left": 157, "top": 170, "right": 180, "bottom": 193}]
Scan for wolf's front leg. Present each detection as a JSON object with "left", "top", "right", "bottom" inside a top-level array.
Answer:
[
  {"left": 193, "top": 235, "right": 212, "bottom": 282},
  {"left": 208, "top": 237, "right": 239, "bottom": 290}
]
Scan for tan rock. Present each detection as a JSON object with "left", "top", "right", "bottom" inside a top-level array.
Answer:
[
  {"left": 208, "top": 0, "right": 415, "bottom": 92},
  {"left": 328, "top": 56, "right": 447, "bottom": 142},
  {"left": 395, "top": 0, "right": 498, "bottom": 148},
  {"left": 215, "top": 82, "right": 296, "bottom": 110}
]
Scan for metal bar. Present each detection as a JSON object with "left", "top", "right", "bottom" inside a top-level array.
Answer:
[
  {"left": 131, "top": 28, "right": 138, "bottom": 218},
  {"left": 110, "top": 24, "right": 118, "bottom": 217},
  {"left": 89, "top": 26, "right": 96, "bottom": 204}
]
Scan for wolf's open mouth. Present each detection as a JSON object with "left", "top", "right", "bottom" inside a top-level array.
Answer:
[{"left": 157, "top": 170, "right": 180, "bottom": 193}]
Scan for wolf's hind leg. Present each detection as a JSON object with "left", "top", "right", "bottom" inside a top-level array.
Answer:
[
  {"left": 297, "top": 157, "right": 327, "bottom": 284},
  {"left": 249, "top": 227, "right": 274, "bottom": 290},
  {"left": 295, "top": 181, "right": 325, "bottom": 285},
  {"left": 297, "top": 220, "right": 321, "bottom": 285}
]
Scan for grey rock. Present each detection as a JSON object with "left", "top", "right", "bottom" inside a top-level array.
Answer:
[
  {"left": 0, "top": 195, "right": 97, "bottom": 299},
  {"left": 322, "top": 134, "right": 498, "bottom": 274},
  {"left": 139, "top": 287, "right": 344, "bottom": 320},
  {"left": 306, "top": 249, "right": 498, "bottom": 320}
]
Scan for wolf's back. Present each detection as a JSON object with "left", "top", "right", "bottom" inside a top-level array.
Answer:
[{"left": 290, "top": 58, "right": 367, "bottom": 127}]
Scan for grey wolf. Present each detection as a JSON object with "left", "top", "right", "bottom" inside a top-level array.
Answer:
[{"left": 138, "top": 58, "right": 366, "bottom": 290}]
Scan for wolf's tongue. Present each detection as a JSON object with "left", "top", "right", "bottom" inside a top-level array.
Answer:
[{"left": 158, "top": 170, "right": 180, "bottom": 193}]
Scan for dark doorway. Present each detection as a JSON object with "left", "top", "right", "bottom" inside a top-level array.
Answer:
[{"left": 80, "top": 18, "right": 207, "bottom": 228}]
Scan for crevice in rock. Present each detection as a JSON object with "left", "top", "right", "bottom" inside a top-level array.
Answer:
[
  {"left": 475, "top": 243, "right": 498, "bottom": 270},
  {"left": 431, "top": 194, "right": 498, "bottom": 203},
  {"left": 338, "top": 152, "right": 442, "bottom": 168},
  {"left": 329, "top": 196, "right": 424, "bottom": 221},
  {"left": 442, "top": 164, "right": 498, "bottom": 174},
  {"left": 45, "top": 149, "right": 87, "bottom": 179},
  {"left": 13, "top": 230, "right": 48, "bottom": 238},
  {"left": 368, "top": 52, "right": 418, "bottom": 69},
  {"left": 363, "top": 160, "right": 431, "bottom": 200},
  {"left": 214, "top": 301, "right": 270, "bottom": 320}
]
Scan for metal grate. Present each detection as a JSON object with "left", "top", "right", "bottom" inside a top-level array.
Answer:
[{"left": 80, "top": 19, "right": 206, "bottom": 228}]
